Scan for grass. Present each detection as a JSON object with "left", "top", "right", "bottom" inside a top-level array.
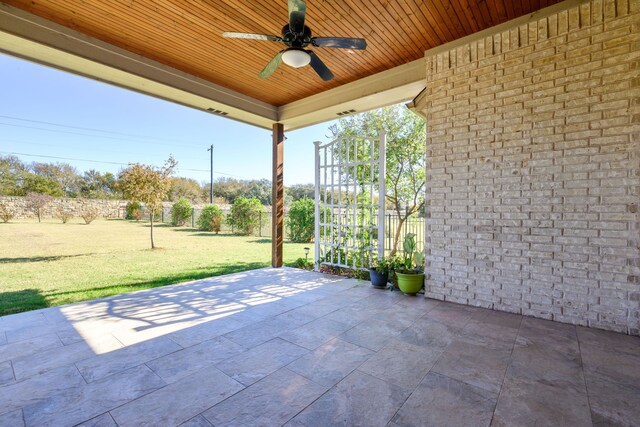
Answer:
[{"left": 0, "top": 219, "right": 315, "bottom": 316}]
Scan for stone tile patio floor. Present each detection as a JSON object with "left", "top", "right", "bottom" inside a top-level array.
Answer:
[{"left": 0, "top": 268, "right": 638, "bottom": 427}]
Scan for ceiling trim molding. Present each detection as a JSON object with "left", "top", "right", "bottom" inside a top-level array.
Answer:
[
  {"left": 278, "top": 59, "right": 426, "bottom": 131},
  {"left": 422, "top": 0, "right": 590, "bottom": 59}
]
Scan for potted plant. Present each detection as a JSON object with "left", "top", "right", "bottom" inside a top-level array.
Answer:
[
  {"left": 395, "top": 233, "right": 425, "bottom": 295},
  {"left": 369, "top": 256, "right": 392, "bottom": 288}
]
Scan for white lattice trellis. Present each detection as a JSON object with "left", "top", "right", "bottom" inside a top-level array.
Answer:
[{"left": 314, "top": 132, "right": 386, "bottom": 270}]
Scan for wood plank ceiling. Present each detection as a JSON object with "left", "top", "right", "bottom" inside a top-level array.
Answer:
[{"left": 3, "top": 0, "right": 562, "bottom": 106}]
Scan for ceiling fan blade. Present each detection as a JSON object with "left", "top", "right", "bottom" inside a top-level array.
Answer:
[
  {"left": 259, "top": 51, "right": 285, "bottom": 79},
  {"left": 307, "top": 51, "right": 334, "bottom": 81},
  {"left": 312, "top": 37, "right": 367, "bottom": 50},
  {"left": 222, "top": 32, "right": 282, "bottom": 42},
  {"left": 288, "top": 0, "right": 307, "bottom": 34}
]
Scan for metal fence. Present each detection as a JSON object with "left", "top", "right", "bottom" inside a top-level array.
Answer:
[
  {"left": 121, "top": 205, "right": 422, "bottom": 249},
  {"left": 383, "top": 212, "right": 425, "bottom": 255},
  {"left": 121, "top": 206, "right": 288, "bottom": 239}
]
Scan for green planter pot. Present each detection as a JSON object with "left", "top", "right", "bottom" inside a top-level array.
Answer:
[{"left": 395, "top": 272, "right": 424, "bottom": 296}]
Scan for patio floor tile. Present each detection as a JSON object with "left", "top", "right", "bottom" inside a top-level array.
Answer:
[
  {"left": 358, "top": 339, "right": 441, "bottom": 391},
  {"left": 22, "top": 365, "right": 165, "bottom": 427},
  {"left": 0, "top": 268, "right": 638, "bottom": 426},
  {"left": 584, "top": 370, "right": 640, "bottom": 426},
  {"left": 279, "top": 317, "right": 350, "bottom": 350},
  {"left": 76, "top": 336, "right": 181, "bottom": 382},
  {"left": 580, "top": 343, "right": 640, "bottom": 389},
  {"left": 223, "top": 317, "right": 298, "bottom": 348},
  {"left": 492, "top": 365, "right": 592, "bottom": 426},
  {"left": 178, "top": 414, "right": 213, "bottom": 427},
  {"left": 167, "top": 316, "right": 249, "bottom": 348},
  {"left": 217, "top": 337, "right": 309, "bottom": 386},
  {"left": 339, "top": 317, "right": 408, "bottom": 351},
  {"left": 110, "top": 366, "right": 243, "bottom": 427},
  {"left": 322, "top": 304, "right": 380, "bottom": 328},
  {"left": 0, "top": 409, "right": 24, "bottom": 427},
  {"left": 0, "top": 333, "right": 62, "bottom": 364},
  {"left": 75, "top": 413, "right": 117, "bottom": 427},
  {"left": 0, "top": 361, "right": 14, "bottom": 386},
  {"left": 146, "top": 336, "right": 245, "bottom": 383},
  {"left": 392, "top": 372, "right": 496, "bottom": 427},
  {"left": 431, "top": 340, "right": 511, "bottom": 394},
  {"left": 0, "top": 365, "right": 85, "bottom": 415},
  {"left": 203, "top": 367, "right": 327, "bottom": 427},
  {"left": 286, "top": 370, "right": 410, "bottom": 427},
  {"left": 12, "top": 334, "right": 123, "bottom": 380},
  {"left": 287, "top": 337, "right": 374, "bottom": 387},
  {"left": 397, "top": 317, "right": 460, "bottom": 350}
]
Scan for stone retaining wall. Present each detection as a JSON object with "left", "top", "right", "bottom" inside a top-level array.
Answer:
[{"left": 0, "top": 196, "right": 224, "bottom": 220}]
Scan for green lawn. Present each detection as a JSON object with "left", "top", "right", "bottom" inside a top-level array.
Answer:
[{"left": 0, "top": 219, "right": 314, "bottom": 315}]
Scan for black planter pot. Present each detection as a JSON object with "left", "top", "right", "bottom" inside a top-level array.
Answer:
[{"left": 369, "top": 268, "right": 389, "bottom": 288}]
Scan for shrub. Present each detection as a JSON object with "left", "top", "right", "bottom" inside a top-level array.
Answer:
[
  {"left": 170, "top": 198, "right": 192, "bottom": 226},
  {"left": 125, "top": 201, "right": 142, "bottom": 220},
  {"left": 131, "top": 208, "right": 144, "bottom": 221},
  {"left": 287, "top": 197, "right": 314, "bottom": 243},
  {"left": 80, "top": 206, "right": 99, "bottom": 224},
  {"left": 57, "top": 208, "right": 73, "bottom": 224},
  {"left": 227, "top": 197, "right": 264, "bottom": 235},
  {"left": 0, "top": 203, "right": 15, "bottom": 223},
  {"left": 197, "top": 204, "right": 224, "bottom": 233},
  {"left": 25, "top": 192, "right": 53, "bottom": 223},
  {"left": 294, "top": 257, "right": 314, "bottom": 270}
]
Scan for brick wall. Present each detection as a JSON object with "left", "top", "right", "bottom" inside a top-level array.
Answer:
[{"left": 422, "top": 0, "right": 640, "bottom": 335}]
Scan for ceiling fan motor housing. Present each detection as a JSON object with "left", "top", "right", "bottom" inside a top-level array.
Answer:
[{"left": 281, "top": 24, "right": 312, "bottom": 48}]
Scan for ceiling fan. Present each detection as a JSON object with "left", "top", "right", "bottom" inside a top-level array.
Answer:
[{"left": 222, "top": 0, "right": 367, "bottom": 81}]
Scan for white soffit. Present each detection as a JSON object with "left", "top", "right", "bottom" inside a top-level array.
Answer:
[
  {"left": 279, "top": 59, "right": 425, "bottom": 131},
  {"left": 0, "top": 3, "right": 426, "bottom": 132}
]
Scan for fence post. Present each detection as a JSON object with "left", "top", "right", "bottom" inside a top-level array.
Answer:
[{"left": 259, "top": 211, "right": 262, "bottom": 237}]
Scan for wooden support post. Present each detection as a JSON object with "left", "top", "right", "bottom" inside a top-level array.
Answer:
[{"left": 272, "top": 123, "right": 284, "bottom": 267}]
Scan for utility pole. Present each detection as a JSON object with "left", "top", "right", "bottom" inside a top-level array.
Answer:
[{"left": 207, "top": 144, "right": 214, "bottom": 204}]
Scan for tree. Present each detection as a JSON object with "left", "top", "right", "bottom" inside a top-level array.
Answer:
[
  {"left": 286, "top": 183, "right": 315, "bottom": 202},
  {"left": 25, "top": 192, "right": 53, "bottom": 223},
  {"left": 212, "top": 178, "right": 272, "bottom": 205},
  {"left": 118, "top": 157, "right": 177, "bottom": 248},
  {"left": 169, "top": 177, "right": 204, "bottom": 202},
  {"left": 80, "top": 170, "right": 118, "bottom": 199},
  {"left": 227, "top": 196, "right": 264, "bottom": 235},
  {"left": 21, "top": 173, "right": 64, "bottom": 196},
  {"left": 330, "top": 105, "right": 426, "bottom": 255},
  {"left": 31, "top": 162, "right": 81, "bottom": 197},
  {"left": 0, "top": 155, "right": 28, "bottom": 196}
]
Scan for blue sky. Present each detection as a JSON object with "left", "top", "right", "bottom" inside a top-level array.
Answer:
[{"left": 0, "top": 53, "right": 335, "bottom": 185}]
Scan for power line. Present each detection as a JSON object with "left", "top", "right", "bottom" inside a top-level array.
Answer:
[
  {"left": 0, "top": 138, "right": 149, "bottom": 157},
  {"left": 0, "top": 150, "right": 250, "bottom": 179},
  {"left": 0, "top": 122, "right": 204, "bottom": 149},
  {"left": 0, "top": 115, "right": 209, "bottom": 147}
]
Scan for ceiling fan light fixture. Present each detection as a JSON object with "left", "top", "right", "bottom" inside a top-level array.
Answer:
[{"left": 282, "top": 49, "right": 310, "bottom": 68}]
